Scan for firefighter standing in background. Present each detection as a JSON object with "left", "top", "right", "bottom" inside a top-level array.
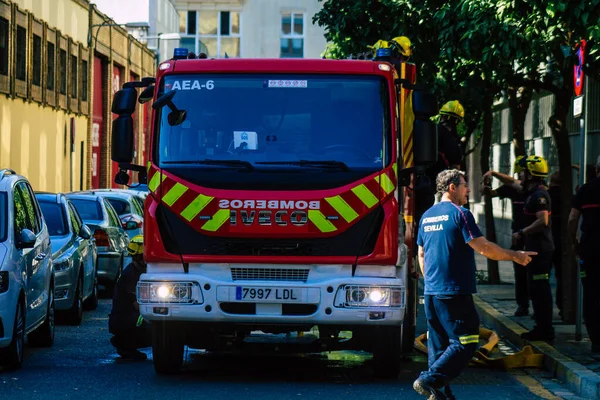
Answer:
[
  {"left": 415, "top": 101, "right": 466, "bottom": 231},
  {"left": 414, "top": 169, "right": 536, "bottom": 400},
  {"left": 568, "top": 155, "right": 600, "bottom": 356},
  {"left": 109, "top": 235, "right": 152, "bottom": 361},
  {"left": 481, "top": 156, "right": 530, "bottom": 317},
  {"left": 514, "top": 155, "right": 555, "bottom": 341}
]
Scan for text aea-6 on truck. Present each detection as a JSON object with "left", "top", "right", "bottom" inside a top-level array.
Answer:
[{"left": 111, "top": 48, "right": 438, "bottom": 376}]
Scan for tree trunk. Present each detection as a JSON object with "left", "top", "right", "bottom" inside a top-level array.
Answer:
[
  {"left": 508, "top": 86, "right": 533, "bottom": 157},
  {"left": 549, "top": 86, "right": 576, "bottom": 323},
  {"left": 481, "top": 92, "right": 500, "bottom": 283}
]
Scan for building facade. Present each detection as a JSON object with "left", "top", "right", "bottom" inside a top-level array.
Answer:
[
  {"left": 174, "top": 0, "right": 327, "bottom": 59},
  {"left": 0, "top": 0, "right": 155, "bottom": 192}
]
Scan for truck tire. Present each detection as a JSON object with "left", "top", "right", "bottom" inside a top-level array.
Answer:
[
  {"left": 152, "top": 323, "right": 184, "bottom": 374},
  {"left": 371, "top": 326, "right": 403, "bottom": 379}
]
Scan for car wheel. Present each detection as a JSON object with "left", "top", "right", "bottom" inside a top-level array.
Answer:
[
  {"left": 152, "top": 323, "right": 184, "bottom": 374},
  {"left": 66, "top": 273, "right": 83, "bottom": 325},
  {"left": 0, "top": 299, "right": 25, "bottom": 370},
  {"left": 84, "top": 262, "right": 99, "bottom": 310},
  {"left": 28, "top": 284, "right": 55, "bottom": 347}
]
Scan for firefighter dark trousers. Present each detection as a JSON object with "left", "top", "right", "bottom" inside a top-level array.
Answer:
[
  {"left": 423, "top": 294, "right": 480, "bottom": 387},
  {"left": 511, "top": 236, "right": 529, "bottom": 310},
  {"left": 526, "top": 251, "right": 553, "bottom": 330},
  {"left": 580, "top": 259, "right": 600, "bottom": 346},
  {"left": 110, "top": 321, "right": 152, "bottom": 351}
]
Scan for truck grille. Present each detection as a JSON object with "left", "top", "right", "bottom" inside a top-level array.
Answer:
[{"left": 231, "top": 268, "right": 309, "bottom": 282}]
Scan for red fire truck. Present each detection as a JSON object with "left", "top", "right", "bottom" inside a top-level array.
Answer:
[{"left": 111, "top": 47, "right": 437, "bottom": 376}]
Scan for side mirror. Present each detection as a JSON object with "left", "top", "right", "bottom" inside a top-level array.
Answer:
[
  {"left": 139, "top": 85, "right": 155, "bottom": 104},
  {"left": 152, "top": 90, "right": 186, "bottom": 126},
  {"left": 411, "top": 90, "right": 439, "bottom": 166},
  {"left": 112, "top": 88, "right": 138, "bottom": 114},
  {"left": 112, "top": 116, "right": 134, "bottom": 163},
  {"left": 125, "top": 221, "right": 138, "bottom": 230},
  {"left": 16, "top": 229, "right": 36, "bottom": 249},
  {"left": 79, "top": 224, "right": 92, "bottom": 240}
]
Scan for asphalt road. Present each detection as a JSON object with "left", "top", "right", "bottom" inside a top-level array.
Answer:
[{"left": 0, "top": 294, "right": 567, "bottom": 400}]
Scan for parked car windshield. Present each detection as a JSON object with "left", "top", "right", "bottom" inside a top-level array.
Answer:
[
  {"left": 70, "top": 199, "right": 103, "bottom": 221},
  {"left": 157, "top": 74, "right": 390, "bottom": 171},
  {"left": 105, "top": 198, "right": 131, "bottom": 216},
  {"left": 38, "top": 201, "right": 68, "bottom": 235},
  {"left": 0, "top": 192, "right": 6, "bottom": 242}
]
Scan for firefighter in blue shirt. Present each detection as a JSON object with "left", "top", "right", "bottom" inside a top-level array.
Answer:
[
  {"left": 414, "top": 169, "right": 536, "bottom": 400},
  {"left": 514, "top": 155, "right": 555, "bottom": 341}
]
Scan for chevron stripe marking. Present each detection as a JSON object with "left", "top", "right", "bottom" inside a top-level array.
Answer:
[
  {"left": 351, "top": 184, "right": 378, "bottom": 208},
  {"left": 307, "top": 210, "right": 337, "bottom": 233},
  {"left": 180, "top": 194, "right": 213, "bottom": 222},
  {"left": 202, "top": 209, "right": 230, "bottom": 231},
  {"left": 163, "top": 183, "right": 188, "bottom": 206},
  {"left": 325, "top": 195, "right": 358, "bottom": 223}
]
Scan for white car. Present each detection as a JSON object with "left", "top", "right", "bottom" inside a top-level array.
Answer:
[{"left": 0, "top": 169, "right": 55, "bottom": 370}]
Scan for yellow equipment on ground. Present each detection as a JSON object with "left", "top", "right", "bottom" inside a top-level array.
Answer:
[{"left": 414, "top": 327, "right": 544, "bottom": 370}]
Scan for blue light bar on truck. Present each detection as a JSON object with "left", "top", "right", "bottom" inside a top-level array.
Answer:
[
  {"left": 173, "top": 48, "right": 189, "bottom": 60},
  {"left": 376, "top": 48, "right": 392, "bottom": 58}
]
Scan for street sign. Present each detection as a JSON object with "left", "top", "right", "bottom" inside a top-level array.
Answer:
[
  {"left": 573, "top": 95, "right": 584, "bottom": 118},
  {"left": 574, "top": 40, "right": 586, "bottom": 96}
]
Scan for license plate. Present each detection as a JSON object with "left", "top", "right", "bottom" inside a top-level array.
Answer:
[{"left": 235, "top": 286, "right": 303, "bottom": 302}]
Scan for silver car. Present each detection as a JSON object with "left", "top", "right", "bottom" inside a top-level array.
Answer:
[
  {"left": 0, "top": 169, "right": 54, "bottom": 370},
  {"left": 74, "top": 189, "right": 144, "bottom": 240},
  {"left": 35, "top": 193, "right": 99, "bottom": 325},
  {"left": 66, "top": 193, "right": 129, "bottom": 292}
]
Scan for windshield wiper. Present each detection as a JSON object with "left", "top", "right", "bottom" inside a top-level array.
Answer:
[
  {"left": 162, "top": 159, "right": 255, "bottom": 171},
  {"left": 255, "top": 160, "right": 350, "bottom": 171}
]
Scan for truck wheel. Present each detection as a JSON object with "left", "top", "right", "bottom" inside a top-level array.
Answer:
[
  {"left": 152, "top": 323, "right": 184, "bottom": 374},
  {"left": 371, "top": 326, "right": 402, "bottom": 379}
]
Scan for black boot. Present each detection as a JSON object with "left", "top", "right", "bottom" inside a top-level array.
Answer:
[{"left": 521, "top": 326, "right": 554, "bottom": 341}]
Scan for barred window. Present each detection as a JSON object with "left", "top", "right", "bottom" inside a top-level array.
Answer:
[
  {"left": 0, "top": 17, "right": 8, "bottom": 76},
  {"left": 59, "top": 49, "right": 66, "bottom": 95},
  {"left": 70, "top": 54, "right": 77, "bottom": 98},
  {"left": 81, "top": 59, "right": 88, "bottom": 101},
  {"left": 47, "top": 42, "right": 55, "bottom": 90},
  {"left": 32, "top": 34, "right": 42, "bottom": 86},
  {"left": 16, "top": 26, "right": 26, "bottom": 81}
]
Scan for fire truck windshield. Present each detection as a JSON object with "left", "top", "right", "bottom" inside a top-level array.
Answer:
[{"left": 156, "top": 74, "right": 391, "bottom": 174}]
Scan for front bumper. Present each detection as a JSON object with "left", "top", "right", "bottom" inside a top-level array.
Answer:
[
  {"left": 54, "top": 270, "right": 76, "bottom": 311},
  {"left": 138, "top": 263, "right": 406, "bottom": 326}
]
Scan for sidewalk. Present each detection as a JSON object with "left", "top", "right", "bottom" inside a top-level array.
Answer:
[{"left": 473, "top": 255, "right": 600, "bottom": 399}]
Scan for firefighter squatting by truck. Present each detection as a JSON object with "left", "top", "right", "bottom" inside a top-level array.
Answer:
[{"left": 111, "top": 46, "right": 439, "bottom": 376}]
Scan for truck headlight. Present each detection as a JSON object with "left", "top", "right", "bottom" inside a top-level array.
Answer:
[
  {"left": 335, "top": 285, "right": 404, "bottom": 308},
  {"left": 137, "top": 282, "right": 201, "bottom": 304}
]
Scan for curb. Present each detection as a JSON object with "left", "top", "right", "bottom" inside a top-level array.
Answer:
[{"left": 473, "top": 295, "right": 600, "bottom": 399}]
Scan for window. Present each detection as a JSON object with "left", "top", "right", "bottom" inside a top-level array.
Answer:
[
  {"left": 16, "top": 183, "right": 40, "bottom": 234},
  {"left": 0, "top": 17, "right": 8, "bottom": 76},
  {"left": 104, "top": 200, "right": 120, "bottom": 227},
  {"left": 59, "top": 48, "right": 67, "bottom": 95},
  {"left": 13, "top": 188, "right": 27, "bottom": 236},
  {"left": 38, "top": 201, "right": 68, "bottom": 236},
  {"left": 70, "top": 198, "right": 102, "bottom": 221},
  {"left": 16, "top": 26, "right": 26, "bottom": 80},
  {"left": 81, "top": 59, "right": 88, "bottom": 101},
  {"left": 67, "top": 202, "right": 81, "bottom": 235},
  {"left": 280, "top": 12, "right": 304, "bottom": 58},
  {"left": 47, "top": 42, "right": 55, "bottom": 90},
  {"left": 180, "top": 10, "right": 240, "bottom": 58},
  {"left": 70, "top": 54, "right": 77, "bottom": 98},
  {"left": 106, "top": 198, "right": 130, "bottom": 216},
  {"left": 32, "top": 34, "right": 42, "bottom": 86}
]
